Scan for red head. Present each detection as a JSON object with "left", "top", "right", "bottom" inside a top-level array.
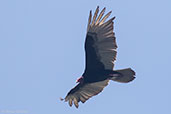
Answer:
[{"left": 76, "top": 76, "right": 84, "bottom": 83}]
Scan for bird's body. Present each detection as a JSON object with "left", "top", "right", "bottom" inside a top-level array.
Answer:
[
  {"left": 83, "top": 68, "right": 124, "bottom": 83},
  {"left": 61, "top": 6, "right": 136, "bottom": 108}
]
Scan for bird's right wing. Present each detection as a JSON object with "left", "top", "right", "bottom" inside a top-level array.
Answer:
[{"left": 61, "top": 80, "right": 109, "bottom": 108}]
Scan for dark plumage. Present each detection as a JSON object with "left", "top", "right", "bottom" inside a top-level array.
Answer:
[{"left": 60, "top": 6, "right": 136, "bottom": 108}]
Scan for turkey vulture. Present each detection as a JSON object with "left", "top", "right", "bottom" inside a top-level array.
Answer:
[{"left": 61, "top": 6, "right": 135, "bottom": 108}]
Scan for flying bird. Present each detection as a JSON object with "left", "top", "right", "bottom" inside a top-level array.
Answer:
[{"left": 61, "top": 6, "right": 135, "bottom": 108}]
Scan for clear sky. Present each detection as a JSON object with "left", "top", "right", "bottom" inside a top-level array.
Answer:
[{"left": 0, "top": 0, "right": 171, "bottom": 114}]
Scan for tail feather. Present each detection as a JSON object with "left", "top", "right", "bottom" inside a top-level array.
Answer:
[{"left": 111, "top": 68, "right": 136, "bottom": 83}]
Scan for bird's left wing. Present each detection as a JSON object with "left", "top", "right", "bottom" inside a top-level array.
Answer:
[
  {"left": 61, "top": 80, "right": 109, "bottom": 108},
  {"left": 85, "top": 6, "right": 117, "bottom": 71}
]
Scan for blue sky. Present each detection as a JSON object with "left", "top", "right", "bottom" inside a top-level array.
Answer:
[{"left": 0, "top": 0, "right": 171, "bottom": 114}]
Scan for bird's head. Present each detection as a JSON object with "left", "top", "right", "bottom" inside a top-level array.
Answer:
[{"left": 76, "top": 76, "right": 84, "bottom": 83}]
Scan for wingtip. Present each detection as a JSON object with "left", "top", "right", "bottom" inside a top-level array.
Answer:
[
  {"left": 97, "top": 6, "right": 106, "bottom": 10},
  {"left": 111, "top": 17, "right": 116, "bottom": 21},
  {"left": 130, "top": 68, "right": 136, "bottom": 75},
  {"left": 108, "top": 11, "right": 112, "bottom": 16},
  {"left": 89, "top": 10, "right": 92, "bottom": 17},
  {"left": 60, "top": 97, "right": 64, "bottom": 101},
  {"left": 102, "top": 7, "right": 106, "bottom": 13},
  {"left": 96, "top": 6, "right": 99, "bottom": 12},
  {"left": 75, "top": 104, "right": 79, "bottom": 108}
]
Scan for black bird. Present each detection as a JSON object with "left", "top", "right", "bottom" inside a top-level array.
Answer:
[{"left": 61, "top": 6, "right": 136, "bottom": 108}]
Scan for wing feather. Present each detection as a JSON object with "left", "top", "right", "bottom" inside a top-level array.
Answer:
[
  {"left": 87, "top": 10, "right": 92, "bottom": 32},
  {"left": 92, "top": 6, "right": 99, "bottom": 25},
  {"left": 95, "top": 7, "right": 106, "bottom": 25},
  {"left": 99, "top": 11, "right": 112, "bottom": 25},
  {"left": 63, "top": 80, "right": 109, "bottom": 108}
]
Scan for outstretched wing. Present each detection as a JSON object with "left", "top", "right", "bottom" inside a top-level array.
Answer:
[
  {"left": 61, "top": 80, "right": 109, "bottom": 108},
  {"left": 85, "top": 6, "right": 117, "bottom": 71}
]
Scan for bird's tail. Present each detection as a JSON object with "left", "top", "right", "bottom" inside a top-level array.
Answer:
[{"left": 110, "top": 68, "right": 136, "bottom": 83}]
